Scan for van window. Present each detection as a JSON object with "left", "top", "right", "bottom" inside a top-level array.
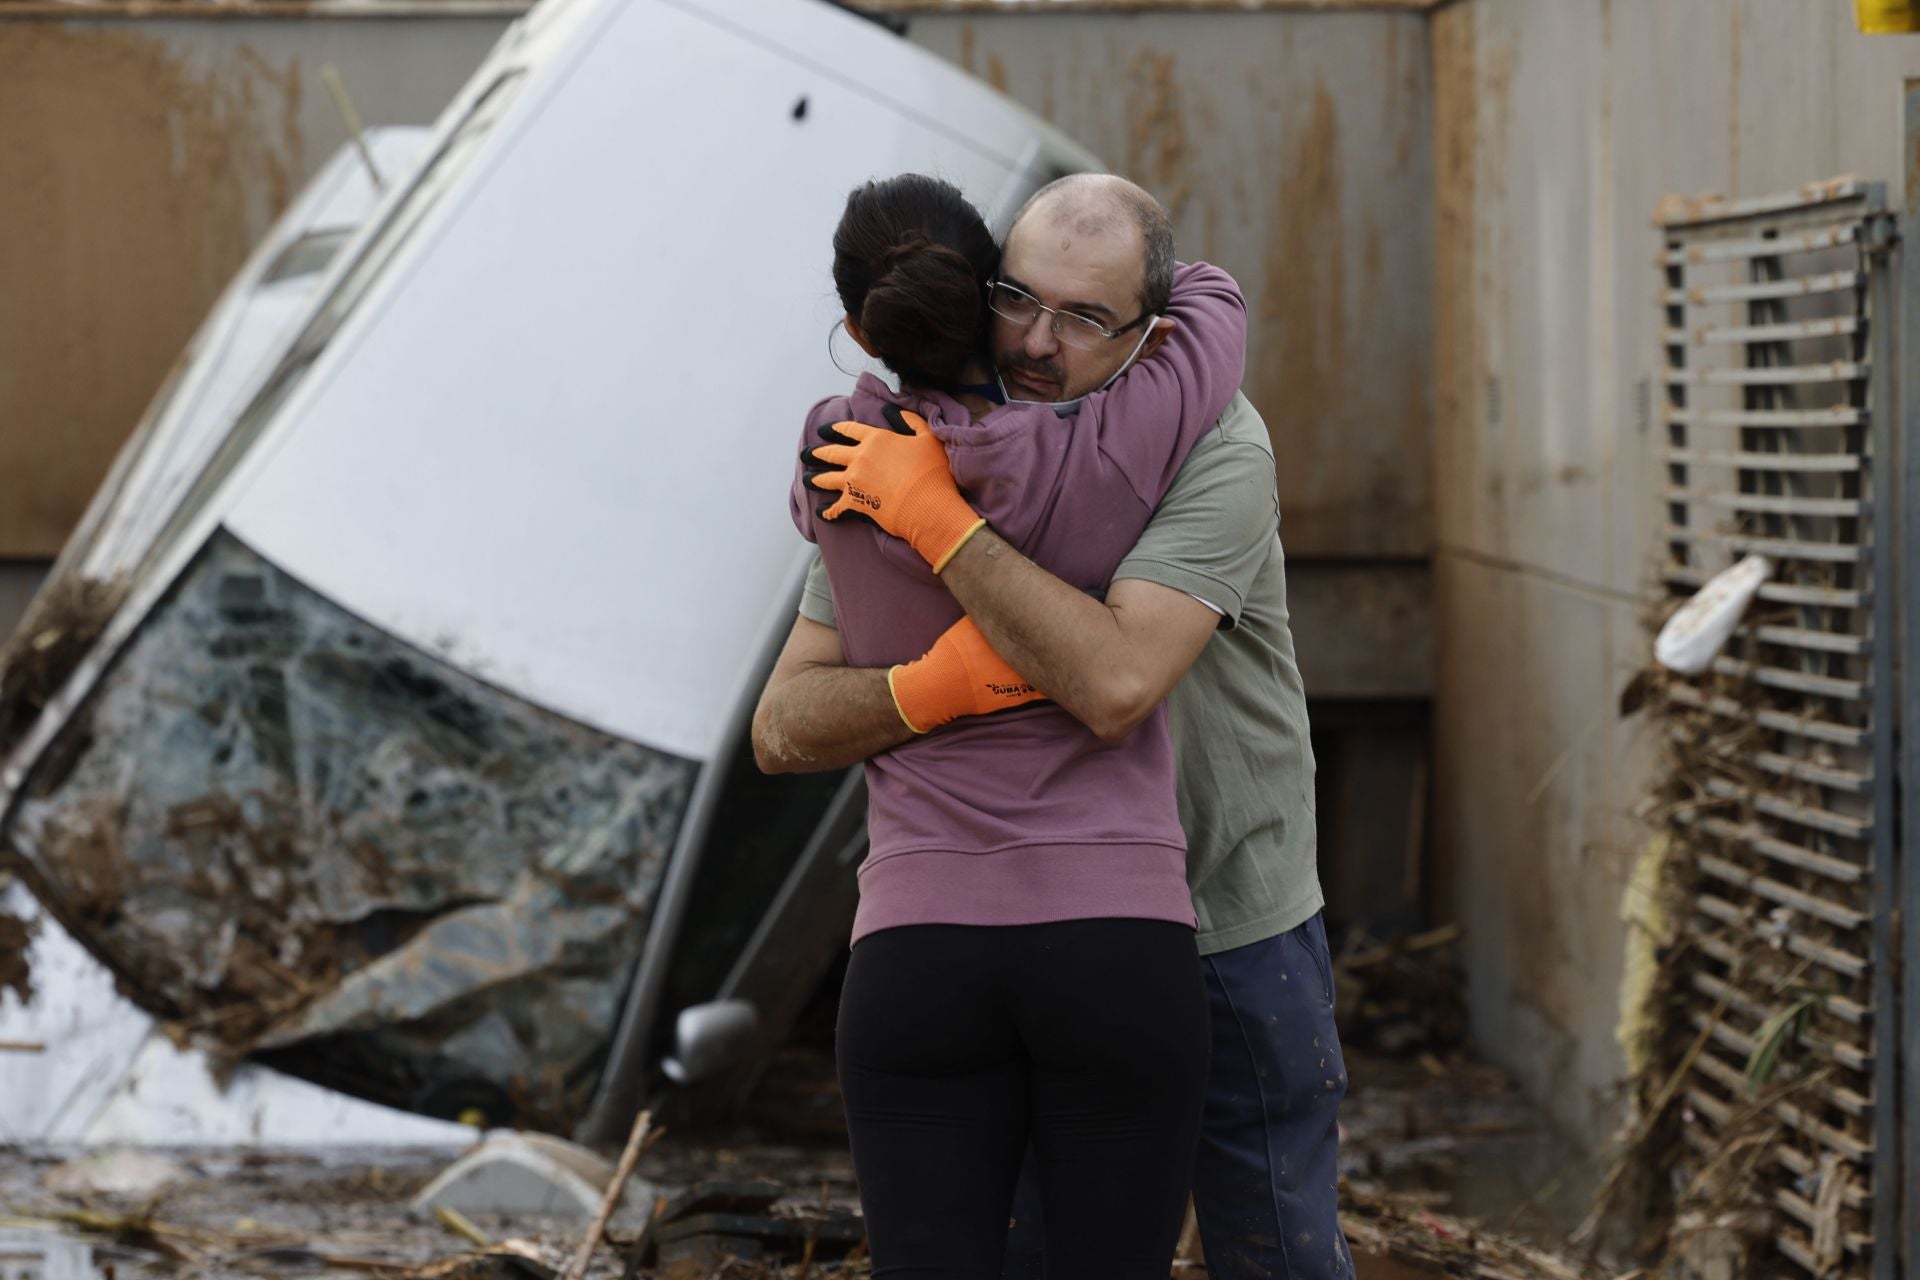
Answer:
[{"left": 261, "top": 229, "right": 356, "bottom": 285}]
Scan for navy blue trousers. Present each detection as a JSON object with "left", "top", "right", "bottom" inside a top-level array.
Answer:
[{"left": 1003, "top": 913, "right": 1352, "bottom": 1280}]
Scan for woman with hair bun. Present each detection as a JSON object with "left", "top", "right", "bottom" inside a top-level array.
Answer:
[{"left": 789, "top": 172, "right": 1247, "bottom": 1279}]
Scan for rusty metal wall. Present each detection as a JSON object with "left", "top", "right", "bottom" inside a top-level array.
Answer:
[
  {"left": 0, "top": 12, "right": 511, "bottom": 557},
  {"left": 1430, "top": 0, "right": 1920, "bottom": 1152},
  {"left": 904, "top": 10, "right": 1435, "bottom": 562}
]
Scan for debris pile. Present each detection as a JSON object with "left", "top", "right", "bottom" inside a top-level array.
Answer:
[
  {"left": 1334, "top": 923, "right": 1470, "bottom": 1060},
  {"left": 4, "top": 1133, "right": 1617, "bottom": 1280},
  {"left": 0, "top": 573, "right": 123, "bottom": 760},
  {"left": 0, "top": 881, "right": 34, "bottom": 1007},
  {"left": 1, "top": 1136, "right": 877, "bottom": 1280},
  {"left": 1602, "top": 631, "right": 1874, "bottom": 1274},
  {"left": 1341, "top": 1181, "right": 1602, "bottom": 1280}
]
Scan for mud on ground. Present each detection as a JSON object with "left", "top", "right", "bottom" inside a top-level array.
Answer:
[{"left": 0, "top": 1141, "right": 867, "bottom": 1279}]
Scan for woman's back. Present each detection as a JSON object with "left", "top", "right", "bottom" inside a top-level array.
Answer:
[{"left": 795, "top": 261, "right": 1246, "bottom": 942}]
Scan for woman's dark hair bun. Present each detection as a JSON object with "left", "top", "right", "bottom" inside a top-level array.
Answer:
[
  {"left": 832, "top": 176, "right": 999, "bottom": 389},
  {"left": 859, "top": 235, "right": 981, "bottom": 385}
]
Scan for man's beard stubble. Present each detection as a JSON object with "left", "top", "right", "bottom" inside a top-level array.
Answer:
[{"left": 996, "top": 347, "right": 1064, "bottom": 398}]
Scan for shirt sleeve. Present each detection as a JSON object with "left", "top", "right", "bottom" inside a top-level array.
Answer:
[
  {"left": 1111, "top": 417, "right": 1279, "bottom": 630},
  {"left": 1080, "top": 261, "right": 1248, "bottom": 511},
  {"left": 798, "top": 552, "right": 838, "bottom": 629}
]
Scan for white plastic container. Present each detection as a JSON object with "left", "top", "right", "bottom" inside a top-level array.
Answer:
[{"left": 1655, "top": 554, "right": 1772, "bottom": 676}]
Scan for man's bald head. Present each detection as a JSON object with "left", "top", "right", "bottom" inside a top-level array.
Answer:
[
  {"left": 1009, "top": 173, "right": 1175, "bottom": 315},
  {"left": 992, "top": 174, "right": 1180, "bottom": 401}
]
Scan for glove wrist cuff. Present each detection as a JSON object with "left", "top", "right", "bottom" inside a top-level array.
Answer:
[
  {"left": 907, "top": 487, "right": 986, "bottom": 573},
  {"left": 930, "top": 516, "right": 987, "bottom": 574},
  {"left": 889, "top": 651, "right": 970, "bottom": 734}
]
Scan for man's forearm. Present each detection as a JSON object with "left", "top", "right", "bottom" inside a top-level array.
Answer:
[
  {"left": 753, "top": 663, "right": 912, "bottom": 774},
  {"left": 939, "top": 529, "right": 1153, "bottom": 740}
]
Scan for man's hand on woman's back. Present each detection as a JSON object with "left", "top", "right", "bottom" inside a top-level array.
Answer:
[
  {"left": 804, "top": 404, "right": 983, "bottom": 573},
  {"left": 888, "top": 615, "right": 1047, "bottom": 734}
]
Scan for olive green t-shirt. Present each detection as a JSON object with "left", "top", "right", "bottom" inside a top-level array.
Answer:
[{"left": 797, "top": 391, "right": 1321, "bottom": 956}]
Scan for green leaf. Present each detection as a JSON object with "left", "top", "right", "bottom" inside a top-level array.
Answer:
[{"left": 1746, "top": 994, "right": 1819, "bottom": 1087}]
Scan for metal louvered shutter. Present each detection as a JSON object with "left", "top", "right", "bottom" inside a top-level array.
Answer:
[{"left": 1654, "top": 179, "right": 1899, "bottom": 1280}]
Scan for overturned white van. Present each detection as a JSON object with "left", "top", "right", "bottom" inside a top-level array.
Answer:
[
  {"left": 0, "top": 130, "right": 506, "bottom": 1147},
  {"left": 0, "top": 0, "right": 1096, "bottom": 1144}
]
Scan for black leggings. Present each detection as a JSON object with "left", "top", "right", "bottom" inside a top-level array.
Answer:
[{"left": 836, "top": 919, "right": 1210, "bottom": 1280}]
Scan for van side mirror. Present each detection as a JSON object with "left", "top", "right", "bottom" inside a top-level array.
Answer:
[{"left": 659, "top": 999, "right": 759, "bottom": 1085}]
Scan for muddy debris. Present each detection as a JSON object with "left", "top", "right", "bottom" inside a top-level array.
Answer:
[
  {"left": 1335, "top": 923, "right": 1470, "bottom": 1058},
  {"left": 42, "top": 1149, "right": 193, "bottom": 1200},
  {"left": 1591, "top": 573, "right": 1876, "bottom": 1274},
  {"left": 1342, "top": 1180, "right": 1603, "bottom": 1280},
  {"left": 0, "top": 896, "right": 35, "bottom": 1006},
  {"left": 0, "top": 573, "right": 123, "bottom": 760},
  {"left": 0, "top": 1139, "right": 878, "bottom": 1280},
  {"left": 0, "top": 1115, "right": 1617, "bottom": 1280}
]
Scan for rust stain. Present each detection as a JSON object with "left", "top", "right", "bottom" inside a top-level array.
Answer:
[
  {"left": 1481, "top": 37, "right": 1513, "bottom": 207},
  {"left": 1123, "top": 49, "right": 1191, "bottom": 219},
  {"left": 1383, "top": 11, "right": 1400, "bottom": 91},
  {"left": 957, "top": 21, "right": 977, "bottom": 75},
  {"left": 0, "top": 25, "right": 304, "bottom": 557},
  {"left": 1652, "top": 191, "right": 1731, "bottom": 226},
  {"left": 1645, "top": 177, "right": 1866, "bottom": 230},
  {"left": 1192, "top": 88, "right": 1220, "bottom": 137},
  {"left": 1256, "top": 83, "right": 1346, "bottom": 511},
  {"left": 985, "top": 50, "right": 1008, "bottom": 94},
  {"left": 1477, "top": 32, "right": 1512, "bottom": 539},
  {"left": 238, "top": 42, "right": 307, "bottom": 213},
  {"left": 1191, "top": 90, "right": 1221, "bottom": 256},
  {"left": 1381, "top": 20, "right": 1415, "bottom": 169},
  {"left": 1431, "top": 2, "right": 1478, "bottom": 543},
  {"left": 1909, "top": 96, "right": 1920, "bottom": 214},
  {"left": 1429, "top": 7, "right": 1596, "bottom": 1046},
  {"left": 1727, "top": 2, "right": 1741, "bottom": 196}
]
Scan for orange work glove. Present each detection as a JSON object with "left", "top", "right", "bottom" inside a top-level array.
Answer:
[
  {"left": 805, "top": 404, "right": 986, "bottom": 573},
  {"left": 887, "top": 616, "right": 1047, "bottom": 734}
]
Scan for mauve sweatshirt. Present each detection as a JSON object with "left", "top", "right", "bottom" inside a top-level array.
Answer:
[{"left": 790, "top": 262, "right": 1247, "bottom": 944}]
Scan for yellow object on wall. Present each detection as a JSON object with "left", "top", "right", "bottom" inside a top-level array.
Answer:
[
  {"left": 1615, "top": 834, "right": 1678, "bottom": 1080},
  {"left": 1858, "top": 0, "right": 1920, "bottom": 34}
]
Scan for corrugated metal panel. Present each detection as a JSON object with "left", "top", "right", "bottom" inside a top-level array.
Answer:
[
  {"left": 904, "top": 8, "right": 1433, "bottom": 559},
  {"left": 0, "top": 12, "right": 508, "bottom": 557},
  {"left": 1655, "top": 179, "right": 1898, "bottom": 1280}
]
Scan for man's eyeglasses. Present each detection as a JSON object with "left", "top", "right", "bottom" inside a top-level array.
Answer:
[{"left": 987, "top": 281, "right": 1153, "bottom": 351}]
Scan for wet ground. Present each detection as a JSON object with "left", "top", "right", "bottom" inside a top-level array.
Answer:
[
  {"left": 1340, "top": 1050, "right": 1600, "bottom": 1247},
  {"left": 0, "top": 1045, "right": 1601, "bottom": 1280},
  {"left": 0, "top": 1137, "right": 879, "bottom": 1278}
]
